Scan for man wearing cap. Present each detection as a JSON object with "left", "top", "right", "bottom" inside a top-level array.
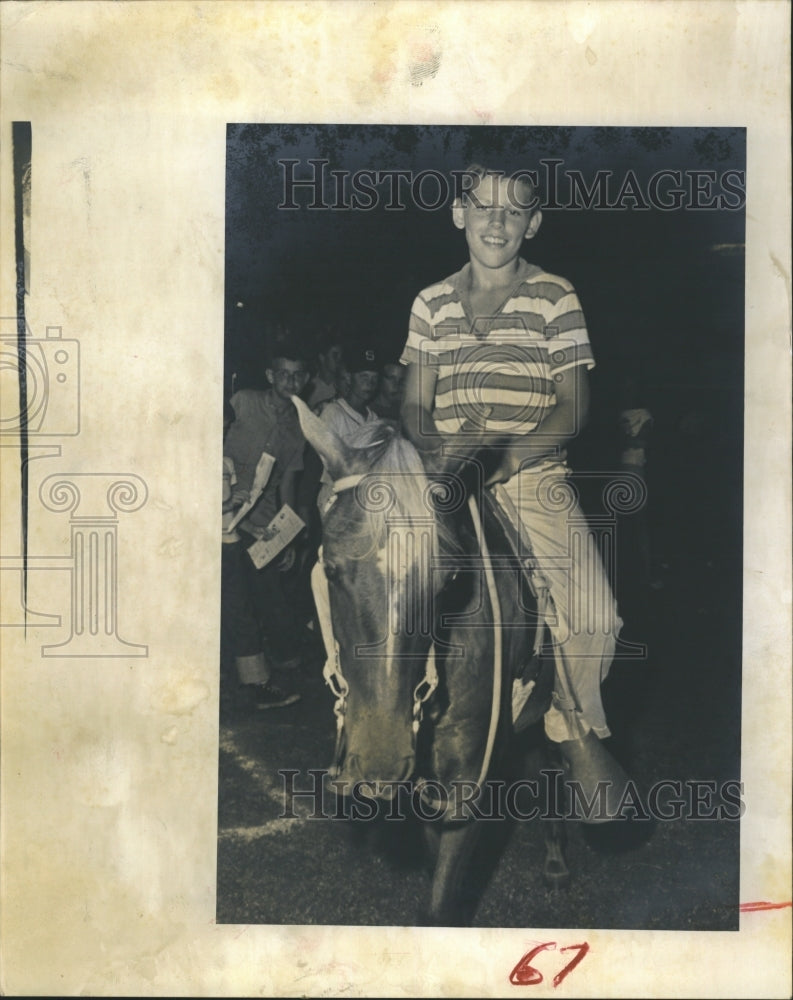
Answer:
[
  {"left": 315, "top": 344, "right": 380, "bottom": 514},
  {"left": 306, "top": 329, "right": 345, "bottom": 410},
  {"left": 370, "top": 359, "right": 406, "bottom": 422}
]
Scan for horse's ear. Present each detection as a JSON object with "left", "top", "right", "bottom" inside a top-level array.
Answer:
[{"left": 291, "top": 395, "right": 353, "bottom": 480}]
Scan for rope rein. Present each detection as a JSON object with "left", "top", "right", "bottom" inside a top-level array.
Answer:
[{"left": 467, "top": 493, "right": 502, "bottom": 791}]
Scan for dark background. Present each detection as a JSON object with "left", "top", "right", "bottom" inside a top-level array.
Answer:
[{"left": 224, "top": 127, "right": 745, "bottom": 392}]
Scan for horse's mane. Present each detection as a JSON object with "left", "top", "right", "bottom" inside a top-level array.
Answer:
[{"left": 324, "top": 419, "right": 461, "bottom": 558}]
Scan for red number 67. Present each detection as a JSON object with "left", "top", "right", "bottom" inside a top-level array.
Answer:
[{"left": 509, "top": 941, "right": 590, "bottom": 988}]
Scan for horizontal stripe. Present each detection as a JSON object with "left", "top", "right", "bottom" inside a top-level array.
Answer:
[
  {"left": 419, "top": 277, "right": 457, "bottom": 301},
  {"left": 508, "top": 279, "right": 576, "bottom": 305},
  {"left": 550, "top": 310, "right": 588, "bottom": 337},
  {"left": 434, "top": 384, "right": 552, "bottom": 405},
  {"left": 473, "top": 312, "right": 550, "bottom": 336},
  {"left": 431, "top": 341, "right": 551, "bottom": 364},
  {"left": 433, "top": 391, "right": 555, "bottom": 412},
  {"left": 433, "top": 404, "right": 553, "bottom": 429},
  {"left": 424, "top": 299, "right": 468, "bottom": 325},
  {"left": 503, "top": 292, "right": 575, "bottom": 316},
  {"left": 424, "top": 275, "right": 576, "bottom": 311},
  {"left": 433, "top": 409, "right": 554, "bottom": 435},
  {"left": 409, "top": 334, "right": 584, "bottom": 357},
  {"left": 436, "top": 374, "right": 555, "bottom": 399},
  {"left": 409, "top": 311, "right": 432, "bottom": 341}
]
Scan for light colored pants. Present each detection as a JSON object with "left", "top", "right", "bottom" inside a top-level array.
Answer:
[{"left": 495, "top": 463, "right": 622, "bottom": 743}]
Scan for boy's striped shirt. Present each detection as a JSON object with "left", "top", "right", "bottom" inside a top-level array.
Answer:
[{"left": 400, "top": 259, "right": 595, "bottom": 437}]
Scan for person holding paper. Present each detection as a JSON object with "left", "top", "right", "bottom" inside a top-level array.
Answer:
[
  {"left": 224, "top": 343, "right": 315, "bottom": 670},
  {"left": 221, "top": 401, "right": 300, "bottom": 711},
  {"left": 224, "top": 351, "right": 309, "bottom": 534}
]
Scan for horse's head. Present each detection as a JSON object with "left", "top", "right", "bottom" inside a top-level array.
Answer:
[{"left": 294, "top": 397, "right": 462, "bottom": 795}]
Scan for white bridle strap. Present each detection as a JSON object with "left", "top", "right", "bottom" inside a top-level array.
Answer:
[
  {"left": 412, "top": 644, "right": 439, "bottom": 734},
  {"left": 311, "top": 554, "right": 347, "bottom": 700},
  {"left": 311, "top": 552, "right": 348, "bottom": 774}
]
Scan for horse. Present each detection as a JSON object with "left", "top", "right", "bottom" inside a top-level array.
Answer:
[{"left": 293, "top": 397, "right": 569, "bottom": 925}]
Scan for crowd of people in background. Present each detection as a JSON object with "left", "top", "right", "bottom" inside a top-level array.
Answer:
[{"left": 220, "top": 322, "right": 405, "bottom": 715}]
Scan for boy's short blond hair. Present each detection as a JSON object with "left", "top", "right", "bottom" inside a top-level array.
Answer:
[{"left": 460, "top": 162, "right": 538, "bottom": 211}]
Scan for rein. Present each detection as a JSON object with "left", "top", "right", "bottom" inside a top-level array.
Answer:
[
  {"left": 325, "top": 472, "right": 502, "bottom": 802},
  {"left": 466, "top": 493, "right": 502, "bottom": 792}
]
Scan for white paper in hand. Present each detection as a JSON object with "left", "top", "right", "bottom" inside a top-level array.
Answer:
[
  {"left": 226, "top": 451, "right": 275, "bottom": 533},
  {"left": 247, "top": 504, "right": 305, "bottom": 569}
]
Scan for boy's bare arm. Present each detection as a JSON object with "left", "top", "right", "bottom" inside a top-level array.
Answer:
[
  {"left": 401, "top": 362, "right": 441, "bottom": 455},
  {"left": 486, "top": 365, "right": 590, "bottom": 485}
]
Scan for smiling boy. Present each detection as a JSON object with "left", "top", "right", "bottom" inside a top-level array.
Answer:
[{"left": 400, "top": 164, "right": 626, "bottom": 810}]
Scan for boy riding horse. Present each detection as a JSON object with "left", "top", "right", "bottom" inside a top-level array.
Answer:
[{"left": 399, "top": 163, "right": 630, "bottom": 818}]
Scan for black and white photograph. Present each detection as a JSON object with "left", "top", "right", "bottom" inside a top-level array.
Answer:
[
  {"left": 0, "top": 3, "right": 790, "bottom": 997},
  {"left": 217, "top": 125, "right": 746, "bottom": 931}
]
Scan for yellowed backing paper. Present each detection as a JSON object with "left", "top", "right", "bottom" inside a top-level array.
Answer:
[{"left": 0, "top": 1, "right": 790, "bottom": 996}]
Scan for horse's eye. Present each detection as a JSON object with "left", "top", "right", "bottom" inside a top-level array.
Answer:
[{"left": 323, "top": 562, "right": 338, "bottom": 581}]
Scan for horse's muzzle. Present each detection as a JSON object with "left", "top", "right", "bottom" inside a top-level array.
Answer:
[{"left": 336, "top": 752, "right": 416, "bottom": 800}]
